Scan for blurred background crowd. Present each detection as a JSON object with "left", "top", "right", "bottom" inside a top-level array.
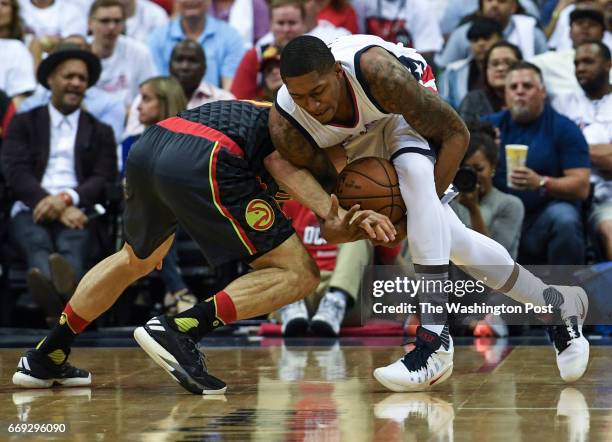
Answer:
[{"left": 0, "top": 0, "right": 610, "bottom": 338}]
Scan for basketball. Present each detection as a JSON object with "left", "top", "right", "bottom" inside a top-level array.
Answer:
[{"left": 335, "top": 157, "right": 406, "bottom": 224}]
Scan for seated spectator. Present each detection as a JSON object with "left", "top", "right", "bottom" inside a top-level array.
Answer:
[
  {"left": 545, "top": 0, "right": 577, "bottom": 49},
  {"left": 258, "top": 45, "right": 283, "bottom": 101},
  {"left": 435, "top": 0, "right": 547, "bottom": 69},
  {"left": 553, "top": 41, "right": 612, "bottom": 259},
  {"left": 20, "top": 35, "right": 126, "bottom": 143},
  {"left": 0, "top": 38, "right": 36, "bottom": 108},
  {"left": 440, "top": 17, "right": 503, "bottom": 109},
  {"left": 483, "top": 61, "right": 591, "bottom": 264},
  {"left": 148, "top": 0, "right": 246, "bottom": 90},
  {"left": 450, "top": 122, "right": 525, "bottom": 259},
  {"left": 532, "top": 3, "right": 608, "bottom": 99},
  {"left": 352, "top": 0, "right": 443, "bottom": 62},
  {"left": 439, "top": 0, "right": 541, "bottom": 37},
  {"left": 317, "top": 0, "right": 358, "bottom": 34},
  {"left": 278, "top": 200, "right": 372, "bottom": 337},
  {"left": 459, "top": 41, "right": 523, "bottom": 122},
  {"left": 124, "top": 39, "right": 234, "bottom": 139},
  {"left": 121, "top": 76, "right": 198, "bottom": 313},
  {"left": 89, "top": 0, "right": 159, "bottom": 108},
  {"left": 18, "top": 0, "right": 87, "bottom": 43},
  {"left": 209, "top": 0, "right": 270, "bottom": 48},
  {"left": 231, "top": 0, "right": 306, "bottom": 100},
  {"left": 1, "top": 43, "right": 117, "bottom": 325},
  {"left": 116, "top": 0, "right": 167, "bottom": 43}
]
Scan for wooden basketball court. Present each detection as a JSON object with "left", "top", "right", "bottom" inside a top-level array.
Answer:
[{"left": 1, "top": 339, "right": 611, "bottom": 441}]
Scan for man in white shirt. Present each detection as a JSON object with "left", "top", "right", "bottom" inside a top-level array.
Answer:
[
  {"left": 18, "top": 0, "right": 88, "bottom": 39},
  {"left": 553, "top": 41, "right": 612, "bottom": 259},
  {"left": 532, "top": 4, "right": 609, "bottom": 99},
  {"left": 1, "top": 43, "right": 117, "bottom": 326},
  {"left": 0, "top": 38, "right": 37, "bottom": 108},
  {"left": 89, "top": 0, "right": 158, "bottom": 108},
  {"left": 123, "top": 39, "right": 234, "bottom": 138}
]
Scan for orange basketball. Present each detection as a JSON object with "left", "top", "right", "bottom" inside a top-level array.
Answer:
[{"left": 335, "top": 157, "right": 406, "bottom": 224}]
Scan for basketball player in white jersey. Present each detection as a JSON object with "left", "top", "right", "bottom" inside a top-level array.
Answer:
[{"left": 266, "top": 34, "right": 590, "bottom": 391}]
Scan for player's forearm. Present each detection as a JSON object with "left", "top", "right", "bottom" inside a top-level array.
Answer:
[
  {"left": 264, "top": 151, "right": 332, "bottom": 218},
  {"left": 434, "top": 129, "right": 470, "bottom": 196}
]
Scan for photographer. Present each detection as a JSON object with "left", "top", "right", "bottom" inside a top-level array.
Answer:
[{"left": 450, "top": 123, "right": 524, "bottom": 259}]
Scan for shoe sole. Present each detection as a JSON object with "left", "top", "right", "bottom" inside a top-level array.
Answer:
[
  {"left": 283, "top": 317, "right": 309, "bottom": 337},
  {"left": 133, "top": 327, "right": 226, "bottom": 395},
  {"left": 310, "top": 319, "right": 339, "bottom": 337},
  {"left": 373, "top": 364, "right": 453, "bottom": 392},
  {"left": 12, "top": 371, "right": 91, "bottom": 388}
]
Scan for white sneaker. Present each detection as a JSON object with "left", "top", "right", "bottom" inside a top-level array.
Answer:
[
  {"left": 311, "top": 291, "right": 346, "bottom": 337},
  {"left": 547, "top": 286, "right": 590, "bottom": 382},
  {"left": 374, "top": 326, "right": 454, "bottom": 392},
  {"left": 280, "top": 300, "right": 309, "bottom": 337}
]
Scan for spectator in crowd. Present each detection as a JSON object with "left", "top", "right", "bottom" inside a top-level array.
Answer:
[
  {"left": 0, "top": 38, "right": 36, "bottom": 108},
  {"left": 120, "top": 76, "right": 198, "bottom": 313},
  {"left": 20, "top": 35, "right": 126, "bottom": 143},
  {"left": 258, "top": 45, "right": 283, "bottom": 101},
  {"left": 436, "top": 0, "right": 547, "bottom": 69},
  {"left": 148, "top": 0, "right": 246, "bottom": 90},
  {"left": 546, "top": 0, "right": 612, "bottom": 50},
  {"left": 483, "top": 61, "right": 591, "bottom": 264},
  {"left": 0, "top": 0, "right": 23, "bottom": 40},
  {"left": 317, "top": 0, "right": 358, "bottom": 34},
  {"left": 352, "top": 0, "right": 443, "bottom": 63},
  {"left": 89, "top": 0, "right": 158, "bottom": 108},
  {"left": 279, "top": 200, "right": 372, "bottom": 337},
  {"left": 231, "top": 0, "right": 306, "bottom": 99},
  {"left": 208, "top": 0, "right": 270, "bottom": 48},
  {"left": 553, "top": 41, "right": 612, "bottom": 259},
  {"left": 1, "top": 43, "right": 117, "bottom": 325},
  {"left": 439, "top": 0, "right": 541, "bottom": 38},
  {"left": 18, "top": 0, "right": 87, "bottom": 43},
  {"left": 459, "top": 41, "right": 523, "bottom": 122},
  {"left": 450, "top": 122, "right": 525, "bottom": 259},
  {"left": 124, "top": 39, "right": 234, "bottom": 139},
  {"left": 440, "top": 17, "right": 503, "bottom": 109},
  {"left": 532, "top": 3, "right": 608, "bottom": 99},
  {"left": 116, "top": 0, "right": 167, "bottom": 43}
]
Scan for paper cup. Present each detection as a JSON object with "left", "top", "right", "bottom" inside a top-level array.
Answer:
[{"left": 505, "top": 144, "right": 529, "bottom": 188}]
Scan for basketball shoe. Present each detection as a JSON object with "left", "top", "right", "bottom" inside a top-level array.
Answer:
[
  {"left": 12, "top": 349, "right": 91, "bottom": 388},
  {"left": 134, "top": 316, "right": 226, "bottom": 394},
  {"left": 373, "top": 326, "right": 454, "bottom": 392},
  {"left": 547, "top": 286, "right": 589, "bottom": 382},
  {"left": 311, "top": 291, "right": 347, "bottom": 337},
  {"left": 280, "top": 300, "right": 309, "bottom": 337}
]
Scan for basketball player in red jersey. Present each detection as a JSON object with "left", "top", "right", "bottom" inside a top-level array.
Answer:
[{"left": 267, "top": 34, "right": 590, "bottom": 391}]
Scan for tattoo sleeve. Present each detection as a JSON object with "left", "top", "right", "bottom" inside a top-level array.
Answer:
[{"left": 268, "top": 106, "right": 338, "bottom": 193}]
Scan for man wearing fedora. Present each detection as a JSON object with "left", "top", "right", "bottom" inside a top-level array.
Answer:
[{"left": 1, "top": 43, "right": 117, "bottom": 326}]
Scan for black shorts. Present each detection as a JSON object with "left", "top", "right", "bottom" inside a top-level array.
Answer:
[{"left": 123, "top": 122, "right": 294, "bottom": 267}]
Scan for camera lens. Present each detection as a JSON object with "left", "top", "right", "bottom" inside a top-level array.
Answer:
[{"left": 454, "top": 166, "right": 478, "bottom": 193}]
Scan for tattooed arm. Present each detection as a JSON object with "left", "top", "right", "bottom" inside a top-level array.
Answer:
[{"left": 360, "top": 47, "right": 470, "bottom": 196}]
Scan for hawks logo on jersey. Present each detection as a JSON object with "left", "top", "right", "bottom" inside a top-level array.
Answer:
[{"left": 245, "top": 199, "right": 275, "bottom": 231}]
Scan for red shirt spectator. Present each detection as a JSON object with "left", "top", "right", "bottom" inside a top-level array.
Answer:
[{"left": 317, "top": 0, "right": 358, "bottom": 34}]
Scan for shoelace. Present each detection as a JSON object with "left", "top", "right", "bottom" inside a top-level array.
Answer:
[
  {"left": 178, "top": 334, "right": 207, "bottom": 371},
  {"left": 402, "top": 341, "right": 435, "bottom": 372},
  {"left": 549, "top": 317, "right": 580, "bottom": 354}
]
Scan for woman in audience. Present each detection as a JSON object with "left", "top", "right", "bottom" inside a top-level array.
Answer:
[
  {"left": 0, "top": 0, "right": 23, "bottom": 40},
  {"left": 458, "top": 41, "right": 522, "bottom": 123},
  {"left": 121, "top": 77, "right": 198, "bottom": 313}
]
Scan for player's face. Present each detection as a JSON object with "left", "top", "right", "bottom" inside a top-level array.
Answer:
[
  {"left": 285, "top": 65, "right": 342, "bottom": 124},
  {"left": 463, "top": 150, "right": 494, "bottom": 197},
  {"left": 486, "top": 46, "right": 519, "bottom": 89},
  {"left": 89, "top": 6, "right": 125, "bottom": 44},
  {"left": 505, "top": 69, "right": 546, "bottom": 123},
  {"left": 575, "top": 44, "right": 611, "bottom": 91},
  {"left": 138, "top": 83, "right": 162, "bottom": 126},
  {"left": 48, "top": 59, "right": 88, "bottom": 114},
  {"left": 270, "top": 5, "right": 306, "bottom": 47},
  {"left": 482, "top": 0, "right": 517, "bottom": 25}
]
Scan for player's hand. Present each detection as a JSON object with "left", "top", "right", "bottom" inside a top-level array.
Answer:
[
  {"left": 33, "top": 195, "right": 66, "bottom": 223},
  {"left": 59, "top": 206, "right": 88, "bottom": 229},
  {"left": 370, "top": 221, "right": 406, "bottom": 248},
  {"left": 320, "top": 195, "right": 365, "bottom": 243}
]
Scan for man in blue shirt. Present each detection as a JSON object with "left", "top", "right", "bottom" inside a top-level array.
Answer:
[
  {"left": 484, "top": 61, "right": 591, "bottom": 264},
  {"left": 147, "top": 0, "right": 246, "bottom": 90}
]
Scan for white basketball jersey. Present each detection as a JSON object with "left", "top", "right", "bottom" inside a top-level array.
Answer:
[{"left": 275, "top": 34, "right": 437, "bottom": 154}]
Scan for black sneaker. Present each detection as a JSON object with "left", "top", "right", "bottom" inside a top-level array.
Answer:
[
  {"left": 12, "top": 349, "right": 91, "bottom": 388},
  {"left": 134, "top": 316, "right": 227, "bottom": 395}
]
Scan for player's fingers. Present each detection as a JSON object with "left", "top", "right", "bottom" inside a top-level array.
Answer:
[
  {"left": 328, "top": 194, "right": 340, "bottom": 218},
  {"left": 359, "top": 219, "right": 377, "bottom": 239},
  {"left": 374, "top": 224, "right": 389, "bottom": 243}
]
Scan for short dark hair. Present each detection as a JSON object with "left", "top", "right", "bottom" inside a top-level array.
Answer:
[
  {"left": 507, "top": 60, "right": 544, "bottom": 84},
  {"left": 280, "top": 35, "right": 335, "bottom": 79},
  {"left": 467, "top": 16, "right": 503, "bottom": 41},
  {"left": 576, "top": 40, "right": 611, "bottom": 62},
  {"left": 465, "top": 121, "right": 499, "bottom": 166},
  {"left": 89, "top": 0, "right": 125, "bottom": 18}
]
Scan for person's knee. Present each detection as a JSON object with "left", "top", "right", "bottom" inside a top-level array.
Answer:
[{"left": 121, "top": 238, "right": 174, "bottom": 278}]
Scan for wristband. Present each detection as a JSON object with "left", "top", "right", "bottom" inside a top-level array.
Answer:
[{"left": 59, "top": 192, "right": 73, "bottom": 206}]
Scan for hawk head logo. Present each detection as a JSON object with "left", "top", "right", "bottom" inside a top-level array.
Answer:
[{"left": 245, "top": 199, "right": 275, "bottom": 231}]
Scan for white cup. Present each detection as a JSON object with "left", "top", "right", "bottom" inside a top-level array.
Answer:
[{"left": 505, "top": 144, "right": 529, "bottom": 188}]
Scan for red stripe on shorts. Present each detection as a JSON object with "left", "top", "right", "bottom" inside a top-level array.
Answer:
[{"left": 158, "top": 117, "right": 244, "bottom": 157}]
